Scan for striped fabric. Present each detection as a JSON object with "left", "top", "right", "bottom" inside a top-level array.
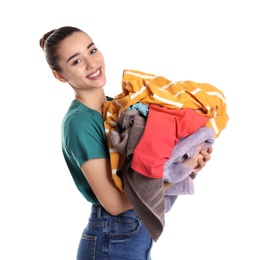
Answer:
[{"left": 103, "top": 69, "right": 229, "bottom": 191}]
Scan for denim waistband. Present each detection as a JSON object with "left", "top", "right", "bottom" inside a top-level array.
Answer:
[{"left": 91, "top": 204, "right": 138, "bottom": 219}]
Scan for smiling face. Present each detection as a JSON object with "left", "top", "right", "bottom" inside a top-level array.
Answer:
[{"left": 53, "top": 31, "right": 106, "bottom": 91}]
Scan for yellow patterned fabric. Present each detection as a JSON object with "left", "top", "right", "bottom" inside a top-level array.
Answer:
[{"left": 103, "top": 69, "right": 229, "bottom": 191}]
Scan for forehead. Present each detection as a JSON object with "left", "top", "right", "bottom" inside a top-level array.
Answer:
[{"left": 57, "top": 32, "right": 93, "bottom": 61}]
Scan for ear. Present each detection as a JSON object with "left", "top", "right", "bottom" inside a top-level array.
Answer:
[{"left": 52, "top": 70, "right": 67, "bottom": 83}]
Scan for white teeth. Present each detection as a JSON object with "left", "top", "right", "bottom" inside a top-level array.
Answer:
[{"left": 89, "top": 70, "right": 100, "bottom": 78}]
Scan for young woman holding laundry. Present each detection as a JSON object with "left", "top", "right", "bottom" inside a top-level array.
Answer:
[{"left": 39, "top": 26, "right": 212, "bottom": 260}]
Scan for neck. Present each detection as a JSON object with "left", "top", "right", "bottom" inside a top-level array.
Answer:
[{"left": 75, "top": 89, "right": 107, "bottom": 114}]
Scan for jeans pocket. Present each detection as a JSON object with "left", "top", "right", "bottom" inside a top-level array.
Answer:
[
  {"left": 109, "top": 218, "right": 152, "bottom": 260},
  {"left": 112, "top": 216, "right": 141, "bottom": 237},
  {"left": 76, "top": 234, "right": 97, "bottom": 260}
]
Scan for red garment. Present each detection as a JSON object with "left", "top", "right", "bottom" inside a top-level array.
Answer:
[{"left": 131, "top": 104, "right": 209, "bottom": 178}]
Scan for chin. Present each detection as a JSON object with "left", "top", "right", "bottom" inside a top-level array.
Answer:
[{"left": 99, "top": 77, "right": 106, "bottom": 88}]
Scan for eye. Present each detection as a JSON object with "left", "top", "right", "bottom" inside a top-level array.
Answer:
[
  {"left": 90, "top": 48, "right": 98, "bottom": 55},
  {"left": 72, "top": 59, "right": 81, "bottom": 66}
]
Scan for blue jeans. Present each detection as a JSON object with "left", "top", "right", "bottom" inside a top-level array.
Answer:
[{"left": 76, "top": 204, "right": 153, "bottom": 260}]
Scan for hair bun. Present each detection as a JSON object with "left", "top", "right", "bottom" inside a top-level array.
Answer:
[{"left": 39, "top": 29, "right": 56, "bottom": 50}]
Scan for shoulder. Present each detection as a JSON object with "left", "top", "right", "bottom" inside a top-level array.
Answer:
[
  {"left": 63, "top": 101, "right": 103, "bottom": 129},
  {"left": 62, "top": 103, "right": 106, "bottom": 148}
]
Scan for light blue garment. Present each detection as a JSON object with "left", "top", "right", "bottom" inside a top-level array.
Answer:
[
  {"left": 76, "top": 205, "right": 153, "bottom": 260},
  {"left": 125, "top": 103, "right": 149, "bottom": 117}
]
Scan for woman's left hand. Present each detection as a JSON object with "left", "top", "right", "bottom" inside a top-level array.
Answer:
[
  {"left": 183, "top": 143, "right": 213, "bottom": 173},
  {"left": 193, "top": 145, "right": 213, "bottom": 172}
]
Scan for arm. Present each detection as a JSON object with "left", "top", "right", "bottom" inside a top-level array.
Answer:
[{"left": 81, "top": 158, "right": 132, "bottom": 216}]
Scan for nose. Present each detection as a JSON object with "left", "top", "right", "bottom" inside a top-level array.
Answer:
[{"left": 84, "top": 55, "right": 96, "bottom": 70}]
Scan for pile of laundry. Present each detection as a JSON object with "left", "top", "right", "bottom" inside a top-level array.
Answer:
[{"left": 102, "top": 69, "right": 229, "bottom": 241}]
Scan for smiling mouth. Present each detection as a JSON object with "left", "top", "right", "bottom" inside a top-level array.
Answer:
[{"left": 87, "top": 69, "right": 101, "bottom": 79}]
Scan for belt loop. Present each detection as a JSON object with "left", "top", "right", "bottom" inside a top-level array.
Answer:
[{"left": 97, "top": 205, "right": 102, "bottom": 218}]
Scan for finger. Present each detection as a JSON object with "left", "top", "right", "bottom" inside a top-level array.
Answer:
[
  {"left": 196, "top": 143, "right": 205, "bottom": 156},
  {"left": 198, "top": 142, "right": 205, "bottom": 150},
  {"left": 192, "top": 156, "right": 205, "bottom": 172},
  {"left": 201, "top": 149, "right": 211, "bottom": 162},
  {"left": 207, "top": 146, "right": 213, "bottom": 154},
  {"left": 197, "top": 157, "right": 206, "bottom": 169}
]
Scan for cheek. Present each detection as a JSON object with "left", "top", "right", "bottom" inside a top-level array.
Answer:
[
  {"left": 98, "top": 53, "right": 105, "bottom": 64},
  {"left": 66, "top": 69, "right": 81, "bottom": 81}
]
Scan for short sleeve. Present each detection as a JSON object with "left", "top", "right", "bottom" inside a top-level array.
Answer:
[{"left": 64, "top": 111, "right": 109, "bottom": 167}]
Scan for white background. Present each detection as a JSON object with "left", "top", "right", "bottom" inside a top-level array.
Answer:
[{"left": 1, "top": 0, "right": 260, "bottom": 259}]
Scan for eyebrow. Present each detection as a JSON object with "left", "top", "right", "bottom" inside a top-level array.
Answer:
[{"left": 66, "top": 42, "right": 95, "bottom": 63}]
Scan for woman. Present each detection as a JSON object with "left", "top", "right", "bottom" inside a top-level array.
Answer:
[{"left": 39, "top": 26, "right": 212, "bottom": 260}]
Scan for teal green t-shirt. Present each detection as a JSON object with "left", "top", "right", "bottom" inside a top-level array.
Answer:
[{"left": 61, "top": 100, "right": 110, "bottom": 204}]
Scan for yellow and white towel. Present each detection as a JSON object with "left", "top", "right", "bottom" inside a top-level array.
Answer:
[{"left": 103, "top": 69, "right": 229, "bottom": 191}]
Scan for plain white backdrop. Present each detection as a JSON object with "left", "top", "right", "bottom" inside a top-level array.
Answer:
[{"left": 1, "top": 0, "right": 260, "bottom": 259}]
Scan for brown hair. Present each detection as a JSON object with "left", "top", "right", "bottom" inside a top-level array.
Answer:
[{"left": 39, "top": 26, "right": 83, "bottom": 72}]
